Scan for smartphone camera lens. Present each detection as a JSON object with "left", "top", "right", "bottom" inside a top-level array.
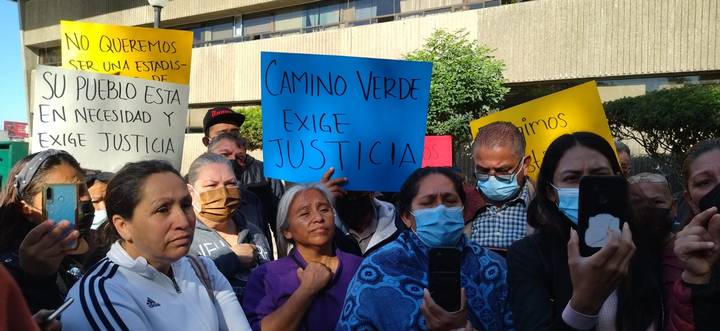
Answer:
[{"left": 46, "top": 188, "right": 53, "bottom": 200}]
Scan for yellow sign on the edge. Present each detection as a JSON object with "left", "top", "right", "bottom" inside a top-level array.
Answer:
[
  {"left": 469, "top": 81, "right": 616, "bottom": 180},
  {"left": 61, "top": 20, "right": 193, "bottom": 84}
]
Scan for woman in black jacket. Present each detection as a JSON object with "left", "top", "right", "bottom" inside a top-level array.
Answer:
[
  {"left": 0, "top": 149, "right": 94, "bottom": 313},
  {"left": 507, "top": 132, "right": 663, "bottom": 331}
]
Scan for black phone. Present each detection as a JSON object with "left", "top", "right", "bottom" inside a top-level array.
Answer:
[
  {"left": 428, "top": 247, "right": 462, "bottom": 312},
  {"left": 578, "top": 176, "right": 628, "bottom": 257},
  {"left": 699, "top": 183, "right": 720, "bottom": 212}
]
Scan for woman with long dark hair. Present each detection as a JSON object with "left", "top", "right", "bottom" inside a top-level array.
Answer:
[{"left": 507, "top": 132, "right": 664, "bottom": 330}]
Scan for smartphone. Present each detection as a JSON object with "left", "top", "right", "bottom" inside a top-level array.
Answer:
[
  {"left": 43, "top": 184, "right": 79, "bottom": 248},
  {"left": 428, "top": 247, "right": 462, "bottom": 312},
  {"left": 578, "top": 176, "right": 628, "bottom": 257},
  {"left": 699, "top": 183, "right": 720, "bottom": 211},
  {"left": 46, "top": 297, "right": 74, "bottom": 322}
]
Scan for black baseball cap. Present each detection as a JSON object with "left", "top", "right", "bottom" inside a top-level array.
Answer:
[{"left": 203, "top": 107, "right": 245, "bottom": 135}]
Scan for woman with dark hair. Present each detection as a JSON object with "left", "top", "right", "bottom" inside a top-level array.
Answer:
[
  {"left": 337, "top": 167, "right": 513, "bottom": 331},
  {"left": 0, "top": 149, "right": 94, "bottom": 313},
  {"left": 61, "top": 160, "right": 251, "bottom": 330},
  {"left": 507, "top": 132, "right": 666, "bottom": 330},
  {"left": 668, "top": 138, "right": 720, "bottom": 330}
]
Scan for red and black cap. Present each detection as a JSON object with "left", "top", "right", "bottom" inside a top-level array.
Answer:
[{"left": 202, "top": 107, "right": 245, "bottom": 135}]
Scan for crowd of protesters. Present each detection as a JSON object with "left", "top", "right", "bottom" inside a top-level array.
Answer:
[{"left": 0, "top": 106, "right": 718, "bottom": 331}]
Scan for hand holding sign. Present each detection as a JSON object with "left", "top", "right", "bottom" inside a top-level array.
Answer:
[{"left": 261, "top": 52, "right": 432, "bottom": 192}]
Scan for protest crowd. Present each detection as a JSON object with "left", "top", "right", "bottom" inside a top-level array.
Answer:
[
  {"left": 1, "top": 103, "right": 719, "bottom": 331},
  {"left": 1, "top": 21, "right": 719, "bottom": 331}
]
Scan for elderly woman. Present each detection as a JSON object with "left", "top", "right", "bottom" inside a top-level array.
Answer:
[
  {"left": 242, "top": 184, "right": 362, "bottom": 331},
  {"left": 186, "top": 153, "right": 271, "bottom": 300},
  {"left": 337, "top": 167, "right": 513, "bottom": 331},
  {"left": 61, "top": 160, "right": 251, "bottom": 330}
]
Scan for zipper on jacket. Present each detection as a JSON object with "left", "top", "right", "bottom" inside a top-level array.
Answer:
[{"left": 171, "top": 277, "right": 181, "bottom": 293}]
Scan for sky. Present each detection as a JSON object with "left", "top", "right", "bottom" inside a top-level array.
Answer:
[{"left": 0, "top": 1, "right": 27, "bottom": 124}]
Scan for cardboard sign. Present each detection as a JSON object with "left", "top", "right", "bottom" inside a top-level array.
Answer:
[
  {"left": 31, "top": 65, "right": 189, "bottom": 171},
  {"left": 422, "top": 135, "right": 453, "bottom": 167},
  {"left": 469, "top": 81, "right": 615, "bottom": 180},
  {"left": 61, "top": 20, "right": 193, "bottom": 84},
  {"left": 261, "top": 52, "right": 432, "bottom": 192}
]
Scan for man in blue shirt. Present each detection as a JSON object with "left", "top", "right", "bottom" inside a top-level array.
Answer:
[{"left": 467, "top": 121, "right": 533, "bottom": 253}]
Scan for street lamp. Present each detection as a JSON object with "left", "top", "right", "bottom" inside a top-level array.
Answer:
[{"left": 148, "top": 0, "right": 168, "bottom": 28}]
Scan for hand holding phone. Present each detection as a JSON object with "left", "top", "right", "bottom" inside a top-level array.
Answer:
[
  {"left": 43, "top": 184, "right": 79, "bottom": 249},
  {"left": 428, "top": 247, "right": 462, "bottom": 312},
  {"left": 578, "top": 176, "right": 628, "bottom": 257}
]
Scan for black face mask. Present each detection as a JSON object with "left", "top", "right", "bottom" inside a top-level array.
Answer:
[
  {"left": 77, "top": 200, "right": 95, "bottom": 238},
  {"left": 641, "top": 206, "right": 673, "bottom": 247}
]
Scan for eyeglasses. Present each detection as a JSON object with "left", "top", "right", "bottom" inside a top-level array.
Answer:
[{"left": 474, "top": 159, "right": 523, "bottom": 183}]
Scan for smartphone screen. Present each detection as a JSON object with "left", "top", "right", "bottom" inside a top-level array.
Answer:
[
  {"left": 428, "top": 247, "right": 462, "bottom": 312},
  {"left": 43, "top": 184, "right": 78, "bottom": 247},
  {"left": 578, "top": 176, "right": 628, "bottom": 257}
]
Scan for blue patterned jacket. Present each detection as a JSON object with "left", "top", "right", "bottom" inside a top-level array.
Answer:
[{"left": 336, "top": 230, "right": 514, "bottom": 331}]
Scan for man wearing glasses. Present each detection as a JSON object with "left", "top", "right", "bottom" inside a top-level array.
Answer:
[{"left": 467, "top": 121, "right": 533, "bottom": 256}]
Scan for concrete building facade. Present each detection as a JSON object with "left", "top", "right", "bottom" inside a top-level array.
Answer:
[{"left": 18, "top": 0, "right": 720, "bottom": 171}]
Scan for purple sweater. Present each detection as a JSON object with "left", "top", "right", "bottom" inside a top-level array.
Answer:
[{"left": 242, "top": 248, "right": 362, "bottom": 331}]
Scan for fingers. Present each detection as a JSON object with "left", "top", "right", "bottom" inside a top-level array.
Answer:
[
  {"left": 676, "top": 241, "right": 716, "bottom": 255},
  {"left": 459, "top": 288, "right": 467, "bottom": 312},
  {"left": 22, "top": 221, "right": 55, "bottom": 246},
  {"left": 320, "top": 167, "right": 335, "bottom": 183},
  {"left": 43, "top": 221, "right": 76, "bottom": 252},
  {"left": 689, "top": 207, "right": 717, "bottom": 227},
  {"left": 567, "top": 229, "right": 581, "bottom": 263}
]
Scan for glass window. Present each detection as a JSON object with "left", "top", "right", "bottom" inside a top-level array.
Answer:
[
  {"left": 354, "top": 0, "right": 376, "bottom": 20},
  {"left": 243, "top": 14, "right": 273, "bottom": 36},
  {"left": 318, "top": 4, "right": 340, "bottom": 26},
  {"left": 210, "top": 20, "right": 234, "bottom": 41},
  {"left": 275, "top": 8, "right": 303, "bottom": 32},
  {"left": 38, "top": 47, "right": 61, "bottom": 66},
  {"left": 234, "top": 16, "right": 243, "bottom": 36}
]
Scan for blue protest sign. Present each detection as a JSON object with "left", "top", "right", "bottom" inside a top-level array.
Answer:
[{"left": 261, "top": 52, "right": 432, "bottom": 192}]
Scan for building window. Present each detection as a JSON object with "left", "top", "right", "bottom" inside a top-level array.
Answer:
[
  {"left": 38, "top": 46, "right": 61, "bottom": 66},
  {"left": 243, "top": 13, "right": 273, "bottom": 37},
  {"left": 275, "top": 8, "right": 303, "bottom": 32},
  {"left": 183, "top": 0, "right": 530, "bottom": 46}
]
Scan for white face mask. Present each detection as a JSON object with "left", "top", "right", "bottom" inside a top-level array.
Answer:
[{"left": 91, "top": 209, "right": 108, "bottom": 230}]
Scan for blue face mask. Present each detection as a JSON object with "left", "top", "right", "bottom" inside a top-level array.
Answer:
[
  {"left": 553, "top": 185, "right": 579, "bottom": 224},
  {"left": 476, "top": 175, "right": 521, "bottom": 202},
  {"left": 412, "top": 205, "right": 465, "bottom": 248}
]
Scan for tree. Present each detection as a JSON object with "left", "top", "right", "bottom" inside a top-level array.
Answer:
[
  {"left": 404, "top": 29, "right": 508, "bottom": 146},
  {"left": 604, "top": 84, "right": 720, "bottom": 175},
  {"left": 235, "top": 106, "right": 263, "bottom": 150}
]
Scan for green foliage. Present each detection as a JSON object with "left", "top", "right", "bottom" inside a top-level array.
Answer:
[
  {"left": 404, "top": 29, "right": 508, "bottom": 146},
  {"left": 604, "top": 84, "right": 720, "bottom": 174},
  {"left": 235, "top": 106, "right": 263, "bottom": 150}
]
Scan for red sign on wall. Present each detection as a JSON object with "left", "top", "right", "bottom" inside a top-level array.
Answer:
[
  {"left": 421, "top": 135, "right": 453, "bottom": 167},
  {"left": 4, "top": 121, "right": 29, "bottom": 139}
]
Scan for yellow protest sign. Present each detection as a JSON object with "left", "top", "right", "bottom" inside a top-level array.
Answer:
[
  {"left": 61, "top": 20, "right": 193, "bottom": 84},
  {"left": 469, "top": 81, "right": 616, "bottom": 180}
]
